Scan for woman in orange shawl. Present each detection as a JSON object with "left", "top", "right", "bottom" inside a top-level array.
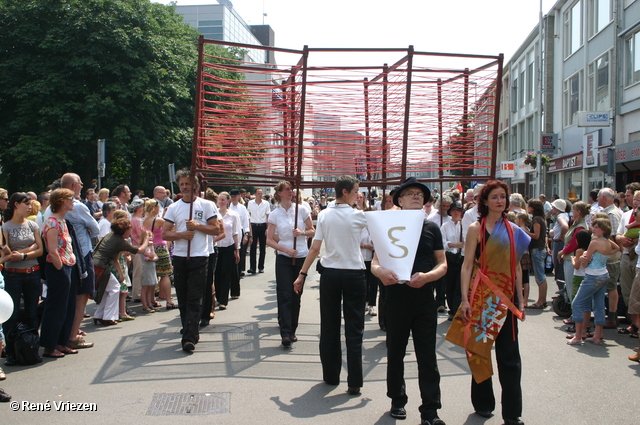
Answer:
[{"left": 446, "top": 181, "right": 530, "bottom": 425}]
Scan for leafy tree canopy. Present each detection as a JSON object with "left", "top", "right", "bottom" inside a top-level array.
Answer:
[{"left": 0, "top": 0, "right": 244, "bottom": 195}]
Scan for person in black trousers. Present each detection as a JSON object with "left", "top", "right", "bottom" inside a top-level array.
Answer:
[{"left": 372, "top": 178, "right": 448, "bottom": 425}]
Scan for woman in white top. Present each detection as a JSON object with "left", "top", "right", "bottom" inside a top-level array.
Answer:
[
  {"left": 214, "top": 192, "right": 240, "bottom": 310},
  {"left": 267, "top": 181, "right": 315, "bottom": 347}
]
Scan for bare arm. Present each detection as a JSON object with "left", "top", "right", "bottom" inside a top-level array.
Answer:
[
  {"left": 293, "top": 239, "right": 322, "bottom": 294},
  {"left": 371, "top": 252, "right": 399, "bottom": 286},
  {"left": 186, "top": 216, "right": 220, "bottom": 236},
  {"left": 162, "top": 219, "right": 194, "bottom": 242},
  {"left": 46, "top": 228, "right": 63, "bottom": 270},
  {"left": 460, "top": 222, "right": 480, "bottom": 322}
]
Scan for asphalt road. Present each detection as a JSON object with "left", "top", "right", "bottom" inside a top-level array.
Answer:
[{"left": 2, "top": 248, "right": 638, "bottom": 424}]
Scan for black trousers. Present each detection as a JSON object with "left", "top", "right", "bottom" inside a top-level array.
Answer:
[
  {"left": 378, "top": 280, "right": 387, "bottom": 330},
  {"left": 364, "top": 260, "right": 378, "bottom": 306},
  {"left": 385, "top": 283, "right": 441, "bottom": 420},
  {"left": 40, "top": 264, "right": 75, "bottom": 350},
  {"left": 471, "top": 310, "right": 522, "bottom": 421},
  {"left": 444, "top": 252, "right": 462, "bottom": 314},
  {"left": 275, "top": 254, "right": 304, "bottom": 338},
  {"left": 173, "top": 256, "right": 208, "bottom": 346},
  {"left": 215, "top": 245, "right": 238, "bottom": 306},
  {"left": 319, "top": 268, "right": 366, "bottom": 387},
  {"left": 250, "top": 223, "right": 267, "bottom": 271},
  {"left": 201, "top": 249, "right": 218, "bottom": 321},
  {"left": 238, "top": 232, "right": 249, "bottom": 274}
]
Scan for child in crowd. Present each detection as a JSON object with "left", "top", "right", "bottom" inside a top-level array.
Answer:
[{"left": 565, "top": 230, "right": 593, "bottom": 341}]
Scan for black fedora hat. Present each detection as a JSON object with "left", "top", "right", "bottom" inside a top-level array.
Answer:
[{"left": 393, "top": 177, "right": 431, "bottom": 207}]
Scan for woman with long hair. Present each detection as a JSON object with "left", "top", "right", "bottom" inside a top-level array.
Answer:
[
  {"left": 97, "top": 188, "right": 110, "bottom": 210},
  {"left": 447, "top": 180, "right": 530, "bottom": 425},
  {"left": 142, "top": 199, "right": 175, "bottom": 310},
  {"left": 214, "top": 192, "right": 240, "bottom": 310},
  {"left": 40, "top": 188, "right": 78, "bottom": 358},
  {"left": 525, "top": 198, "right": 548, "bottom": 309},
  {"left": 2, "top": 192, "right": 43, "bottom": 365},
  {"left": 267, "top": 181, "right": 315, "bottom": 346},
  {"left": 558, "top": 201, "right": 590, "bottom": 301}
]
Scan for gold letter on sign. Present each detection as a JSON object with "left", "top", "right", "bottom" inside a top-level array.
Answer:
[{"left": 388, "top": 227, "right": 408, "bottom": 258}]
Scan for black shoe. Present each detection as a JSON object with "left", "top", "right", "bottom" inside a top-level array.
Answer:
[
  {"left": 422, "top": 419, "right": 446, "bottom": 425},
  {"left": 259, "top": 269, "right": 264, "bottom": 273},
  {"left": 291, "top": 335, "right": 298, "bottom": 342},
  {"left": 503, "top": 419, "right": 524, "bottom": 425},
  {"left": 182, "top": 341, "right": 195, "bottom": 352},
  {"left": 475, "top": 410, "right": 493, "bottom": 418},
  {"left": 390, "top": 406, "right": 407, "bottom": 419},
  {"left": 240, "top": 272, "right": 245, "bottom": 277},
  {"left": 0, "top": 388, "right": 11, "bottom": 402},
  {"left": 200, "top": 319, "right": 210, "bottom": 327},
  {"left": 126, "top": 308, "right": 136, "bottom": 316},
  {"left": 4, "top": 357, "right": 16, "bottom": 367},
  {"left": 282, "top": 337, "right": 291, "bottom": 347},
  {"left": 347, "top": 386, "right": 360, "bottom": 395},
  {"left": 247, "top": 269, "right": 256, "bottom": 274}
]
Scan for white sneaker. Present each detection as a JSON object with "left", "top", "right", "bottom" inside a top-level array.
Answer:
[{"left": 368, "top": 306, "right": 377, "bottom": 316}]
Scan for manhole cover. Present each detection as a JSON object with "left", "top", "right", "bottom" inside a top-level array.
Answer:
[{"left": 147, "top": 392, "right": 230, "bottom": 415}]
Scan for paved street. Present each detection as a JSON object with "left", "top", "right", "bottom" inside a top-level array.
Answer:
[{"left": 2, "top": 248, "right": 638, "bottom": 424}]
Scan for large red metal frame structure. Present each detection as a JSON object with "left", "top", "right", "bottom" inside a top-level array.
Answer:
[{"left": 191, "top": 36, "right": 503, "bottom": 192}]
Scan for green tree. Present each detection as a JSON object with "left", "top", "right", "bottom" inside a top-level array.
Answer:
[{"left": 0, "top": 0, "right": 203, "bottom": 193}]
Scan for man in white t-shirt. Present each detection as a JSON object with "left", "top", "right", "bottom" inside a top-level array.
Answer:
[
  {"left": 163, "top": 169, "right": 220, "bottom": 352},
  {"left": 293, "top": 175, "right": 367, "bottom": 396},
  {"left": 229, "top": 189, "right": 251, "bottom": 278}
]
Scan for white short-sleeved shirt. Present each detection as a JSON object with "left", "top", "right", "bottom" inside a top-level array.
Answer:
[
  {"left": 247, "top": 199, "right": 270, "bottom": 224},
  {"left": 268, "top": 204, "right": 310, "bottom": 258},
  {"left": 218, "top": 209, "right": 240, "bottom": 248},
  {"left": 229, "top": 202, "right": 250, "bottom": 233},
  {"left": 314, "top": 203, "right": 367, "bottom": 270},
  {"left": 164, "top": 197, "right": 217, "bottom": 257}
]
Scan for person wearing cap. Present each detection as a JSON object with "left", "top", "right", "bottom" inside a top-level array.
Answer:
[
  {"left": 549, "top": 199, "right": 569, "bottom": 290},
  {"left": 371, "top": 177, "right": 447, "bottom": 425},
  {"left": 229, "top": 188, "right": 251, "bottom": 285},
  {"left": 441, "top": 200, "right": 464, "bottom": 320},
  {"left": 292, "top": 175, "right": 368, "bottom": 396}
]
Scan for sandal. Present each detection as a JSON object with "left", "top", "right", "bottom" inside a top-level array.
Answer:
[
  {"left": 166, "top": 303, "right": 179, "bottom": 310},
  {"left": 618, "top": 324, "right": 639, "bottom": 334},
  {"left": 566, "top": 325, "right": 576, "bottom": 333},
  {"left": 563, "top": 318, "right": 575, "bottom": 325},
  {"left": 57, "top": 347, "right": 78, "bottom": 355},
  {"left": 43, "top": 350, "right": 65, "bottom": 358},
  {"left": 526, "top": 303, "right": 545, "bottom": 309}
]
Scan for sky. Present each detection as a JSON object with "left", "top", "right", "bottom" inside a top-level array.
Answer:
[{"left": 159, "top": 0, "right": 558, "bottom": 63}]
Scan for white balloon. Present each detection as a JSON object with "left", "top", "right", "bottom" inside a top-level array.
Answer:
[{"left": 0, "top": 288, "right": 14, "bottom": 324}]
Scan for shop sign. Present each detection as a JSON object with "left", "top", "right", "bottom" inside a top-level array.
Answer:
[
  {"left": 614, "top": 139, "right": 640, "bottom": 163},
  {"left": 541, "top": 133, "right": 558, "bottom": 155},
  {"left": 547, "top": 152, "right": 583, "bottom": 173},
  {"left": 500, "top": 161, "right": 516, "bottom": 178},
  {"left": 583, "top": 131, "right": 600, "bottom": 168}
]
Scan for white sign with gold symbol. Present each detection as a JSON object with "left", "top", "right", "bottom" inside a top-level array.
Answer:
[{"left": 364, "top": 210, "right": 424, "bottom": 282}]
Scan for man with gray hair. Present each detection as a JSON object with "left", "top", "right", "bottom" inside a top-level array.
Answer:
[{"left": 598, "top": 187, "right": 623, "bottom": 328}]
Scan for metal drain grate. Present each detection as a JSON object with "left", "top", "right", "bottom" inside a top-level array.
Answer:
[{"left": 147, "top": 392, "right": 230, "bottom": 416}]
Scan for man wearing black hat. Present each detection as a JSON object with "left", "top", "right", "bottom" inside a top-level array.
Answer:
[{"left": 371, "top": 177, "right": 448, "bottom": 425}]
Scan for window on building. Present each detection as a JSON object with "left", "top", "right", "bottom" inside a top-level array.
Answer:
[
  {"left": 588, "top": 52, "right": 610, "bottom": 111},
  {"left": 625, "top": 31, "right": 640, "bottom": 86},
  {"left": 511, "top": 77, "right": 518, "bottom": 113},
  {"left": 527, "top": 116, "right": 535, "bottom": 152},
  {"left": 520, "top": 70, "right": 526, "bottom": 108},
  {"left": 588, "top": 0, "right": 612, "bottom": 38},
  {"left": 564, "top": 1, "right": 582, "bottom": 57},
  {"left": 563, "top": 72, "right": 582, "bottom": 126},
  {"left": 527, "top": 62, "right": 534, "bottom": 103}
]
